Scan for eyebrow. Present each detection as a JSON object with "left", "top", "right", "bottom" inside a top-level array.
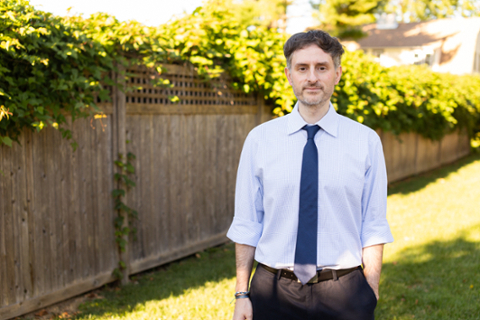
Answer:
[{"left": 294, "top": 61, "right": 330, "bottom": 68}]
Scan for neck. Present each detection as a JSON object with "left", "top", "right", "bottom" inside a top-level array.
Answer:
[{"left": 298, "top": 100, "right": 330, "bottom": 124}]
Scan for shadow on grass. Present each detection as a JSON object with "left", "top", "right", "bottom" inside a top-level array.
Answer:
[
  {"left": 388, "top": 152, "right": 480, "bottom": 196},
  {"left": 75, "top": 243, "right": 237, "bottom": 318},
  {"left": 376, "top": 225, "right": 480, "bottom": 320}
]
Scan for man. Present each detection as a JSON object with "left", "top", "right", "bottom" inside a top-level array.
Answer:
[{"left": 227, "top": 30, "right": 393, "bottom": 320}]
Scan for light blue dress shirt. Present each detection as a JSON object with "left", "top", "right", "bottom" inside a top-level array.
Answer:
[{"left": 226, "top": 102, "right": 394, "bottom": 270}]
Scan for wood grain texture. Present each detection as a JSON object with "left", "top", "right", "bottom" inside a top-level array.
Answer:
[
  {"left": 0, "top": 271, "right": 115, "bottom": 320},
  {"left": 3, "top": 141, "right": 15, "bottom": 306},
  {"left": 415, "top": 135, "right": 442, "bottom": 174},
  {"left": 381, "top": 132, "right": 418, "bottom": 183},
  {"left": 24, "top": 131, "right": 36, "bottom": 301},
  {"left": 0, "top": 131, "right": 6, "bottom": 307},
  {"left": 457, "top": 131, "right": 471, "bottom": 159},
  {"left": 440, "top": 132, "right": 461, "bottom": 165}
]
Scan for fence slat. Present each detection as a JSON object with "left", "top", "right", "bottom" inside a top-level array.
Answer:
[
  {"left": 11, "top": 135, "right": 22, "bottom": 304},
  {"left": 4, "top": 142, "right": 16, "bottom": 306},
  {"left": 96, "top": 116, "right": 115, "bottom": 273},
  {"left": 49, "top": 127, "right": 61, "bottom": 292},
  {"left": 24, "top": 131, "right": 36, "bottom": 300},
  {"left": 0, "top": 135, "right": 6, "bottom": 307},
  {"left": 16, "top": 133, "right": 31, "bottom": 302}
]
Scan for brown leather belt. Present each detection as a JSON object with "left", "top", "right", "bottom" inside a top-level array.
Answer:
[{"left": 260, "top": 264, "right": 360, "bottom": 284}]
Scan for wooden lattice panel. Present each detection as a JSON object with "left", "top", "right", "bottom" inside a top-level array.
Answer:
[{"left": 125, "top": 64, "right": 257, "bottom": 110}]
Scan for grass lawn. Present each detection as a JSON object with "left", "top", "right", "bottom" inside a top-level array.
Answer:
[{"left": 55, "top": 153, "right": 480, "bottom": 320}]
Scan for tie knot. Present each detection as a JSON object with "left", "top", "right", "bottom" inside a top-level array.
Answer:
[{"left": 303, "top": 125, "right": 320, "bottom": 140}]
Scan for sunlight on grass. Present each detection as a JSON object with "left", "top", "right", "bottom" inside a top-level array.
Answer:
[
  {"left": 386, "top": 154, "right": 480, "bottom": 256},
  {"left": 74, "top": 245, "right": 238, "bottom": 320},
  {"left": 379, "top": 154, "right": 480, "bottom": 320},
  {"left": 122, "top": 278, "right": 234, "bottom": 320},
  {"left": 71, "top": 153, "right": 480, "bottom": 320}
]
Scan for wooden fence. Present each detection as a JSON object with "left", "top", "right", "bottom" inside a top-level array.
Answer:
[
  {"left": 0, "top": 63, "right": 270, "bottom": 320},
  {"left": 0, "top": 62, "right": 471, "bottom": 319},
  {"left": 380, "top": 130, "right": 471, "bottom": 183}
]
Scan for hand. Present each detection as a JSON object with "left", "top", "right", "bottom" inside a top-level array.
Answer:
[
  {"left": 362, "top": 244, "right": 384, "bottom": 302},
  {"left": 372, "top": 286, "right": 379, "bottom": 301},
  {"left": 232, "top": 297, "right": 253, "bottom": 320},
  {"left": 366, "top": 279, "right": 379, "bottom": 301}
]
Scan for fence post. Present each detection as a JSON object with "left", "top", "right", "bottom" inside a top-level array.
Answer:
[
  {"left": 256, "top": 92, "right": 269, "bottom": 125},
  {"left": 112, "top": 63, "right": 130, "bottom": 285}
]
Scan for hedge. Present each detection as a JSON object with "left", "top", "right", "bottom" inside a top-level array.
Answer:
[{"left": 1, "top": 0, "right": 479, "bottom": 146}]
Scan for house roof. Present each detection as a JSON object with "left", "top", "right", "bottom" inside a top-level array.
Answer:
[
  {"left": 348, "top": 17, "right": 480, "bottom": 74},
  {"left": 356, "top": 17, "right": 480, "bottom": 48}
]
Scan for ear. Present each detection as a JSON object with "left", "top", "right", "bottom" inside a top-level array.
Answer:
[
  {"left": 285, "top": 67, "right": 293, "bottom": 85},
  {"left": 334, "top": 65, "right": 342, "bottom": 85}
]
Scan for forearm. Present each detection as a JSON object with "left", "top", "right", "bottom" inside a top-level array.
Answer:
[
  {"left": 232, "top": 243, "right": 255, "bottom": 320},
  {"left": 235, "top": 243, "right": 256, "bottom": 291},
  {"left": 362, "top": 244, "right": 384, "bottom": 299}
]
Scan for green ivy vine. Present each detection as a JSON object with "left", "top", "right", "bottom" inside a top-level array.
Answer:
[{"left": 112, "top": 151, "right": 138, "bottom": 280}]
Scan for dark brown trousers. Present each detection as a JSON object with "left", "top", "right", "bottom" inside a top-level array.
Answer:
[{"left": 250, "top": 264, "right": 377, "bottom": 320}]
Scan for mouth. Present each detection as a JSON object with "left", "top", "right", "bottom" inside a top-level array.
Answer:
[{"left": 303, "top": 87, "right": 322, "bottom": 92}]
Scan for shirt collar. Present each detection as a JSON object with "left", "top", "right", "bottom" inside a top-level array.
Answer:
[{"left": 287, "top": 102, "right": 339, "bottom": 138}]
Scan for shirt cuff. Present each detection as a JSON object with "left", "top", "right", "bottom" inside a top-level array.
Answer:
[
  {"left": 226, "top": 216, "right": 263, "bottom": 247},
  {"left": 361, "top": 229, "right": 394, "bottom": 248}
]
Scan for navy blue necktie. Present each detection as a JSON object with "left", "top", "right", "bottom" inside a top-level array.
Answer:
[{"left": 294, "top": 125, "right": 320, "bottom": 285}]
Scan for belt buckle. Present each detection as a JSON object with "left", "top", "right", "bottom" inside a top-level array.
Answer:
[
  {"left": 309, "top": 273, "right": 319, "bottom": 284},
  {"left": 299, "top": 273, "right": 319, "bottom": 284}
]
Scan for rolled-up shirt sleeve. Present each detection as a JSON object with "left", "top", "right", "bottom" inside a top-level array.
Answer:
[
  {"left": 227, "top": 131, "right": 264, "bottom": 247},
  {"left": 360, "top": 132, "right": 394, "bottom": 247}
]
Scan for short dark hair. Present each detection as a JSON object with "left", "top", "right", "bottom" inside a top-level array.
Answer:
[{"left": 283, "top": 30, "right": 345, "bottom": 69}]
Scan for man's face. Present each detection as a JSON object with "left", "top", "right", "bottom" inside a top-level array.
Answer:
[{"left": 285, "top": 44, "right": 342, "bottom": 109}]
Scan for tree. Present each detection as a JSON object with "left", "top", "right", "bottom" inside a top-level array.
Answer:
[
  {"left": 208, "top": 0, "right": 293, "bottom": 32},
  {"left": 386, "top": 0, "right": 480, "bottom": 22},
  {"left": 311, "top": 0, "right": 385, "bottom": 39},
  {"left": 311, "top": 0, "right": 480, "bottom": 39}
]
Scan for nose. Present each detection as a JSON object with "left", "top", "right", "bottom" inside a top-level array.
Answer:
[{"left": 306, "top": 68, "right": 319, "bottom": 83}]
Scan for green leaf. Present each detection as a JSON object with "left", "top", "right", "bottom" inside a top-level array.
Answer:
[
  {"left": 112, "top": 189, "right": 126, "bottom": 198},
  {"left": 126, "top": 163, "right": 135, "bottom": 173},
  {"left": 1, "top": 136, "right": 12, "bottom": 147},
  {"left": 112, "top": 268, "right": 123, "bottom": 279},
  {"left": 129, "top": 209, "right": 138, "bottom": 218},
  {"left": 168, "top": 95, "right": 180, "bottom": 103},
  {"left": 123, "top": 176, "right": 136, "bottom": 187},
  {"left": 114, "top": 216, "right": 124, "bottom": 228},
  {"left": 114, "top": 201, "right": 123, "bottom": 210}
]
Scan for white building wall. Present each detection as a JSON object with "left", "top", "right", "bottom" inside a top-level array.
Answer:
[
  {"left": 366, "top": 47, "right": 440, "bottom": 69},
  {"left": 474, "top": 31, "right": 480, "bottom": 74}
]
